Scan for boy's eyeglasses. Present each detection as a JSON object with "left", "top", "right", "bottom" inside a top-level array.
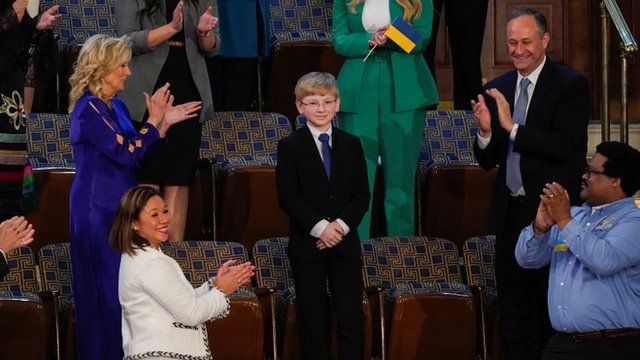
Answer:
[{"left": 300, "top": 99, "right": 337, "bottom": 110}]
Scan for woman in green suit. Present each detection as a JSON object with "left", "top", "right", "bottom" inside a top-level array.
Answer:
[{"left": 333, "top": 0, "right": 438, "bottom": 239}]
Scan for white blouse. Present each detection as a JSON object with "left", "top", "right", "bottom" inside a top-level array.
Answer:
[
  {"left": 362, "top": 0, "right": 391, "bottom": 33},
  {"left": 118, "top": 246, "right": 229, "bottom": 360}
]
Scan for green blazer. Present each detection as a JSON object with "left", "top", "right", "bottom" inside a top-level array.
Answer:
[{"left": 332, "top": 0, "right": 438, "bottom": 113}]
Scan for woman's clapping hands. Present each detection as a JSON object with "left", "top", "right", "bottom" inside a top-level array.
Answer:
[
  {"left": 144, "top": 83, "right": 202, "bottom": 137},
  {"left": 212, "top": 260, "right": 255, "bottom": 296}
]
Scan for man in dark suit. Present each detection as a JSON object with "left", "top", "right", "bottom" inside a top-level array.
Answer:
[
  {"left": 0, "top": 216, "right": 35, "bottom": 279},
  {"left": 471, "top": 7, "right": 589, "bottom": 360},
  {"left": 276, "top": 72, "right": 370, "bottom": 360}
]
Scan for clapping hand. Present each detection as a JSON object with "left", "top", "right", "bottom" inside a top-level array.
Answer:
[
  {"left": 12, "top": 0, "right": 28, "bottom": 23},
  {"left": 162, "top": 96, "right": 201, "bottom": 126},
  {"left": 213, "top": 260, "right": 255, "bottom": 295},
  {"left": 484, "top": 88, "right": 515, "bottom": 133},
  {"left": 169, "top": 0, "right": 184, "bottom": 32},
  {"left": 35, "top": 5, "right": 61, "bottom": 32},
  {"left": 540, "top": 182, "right": 572, "bottom": 229},
  {"left": 471, "top": 94, "right": 491, "bottom": 137},
  {"left": 0, "top": 216, "right": 35, "bottom": 254},
  {"left": 197, "top": 7, "right": 218, "bottom": 36}
]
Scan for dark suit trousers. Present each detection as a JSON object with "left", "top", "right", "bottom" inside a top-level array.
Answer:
[
  {"left": 496, "top": 196, "right": 552, "bottom": 360},
  {"left": 291, "top": 252, "right": 365, "bottom": 360},
  {"left": 424, "top": 0, "right": 488, "bottom": 110}
]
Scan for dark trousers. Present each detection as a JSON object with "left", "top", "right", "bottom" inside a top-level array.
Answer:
[
  {"left": 542, "top": 335, "right": 640, "bottom": 360},
  {"left": 423, "top": 0, "right": 489, "bottom": 110},
  {"left": 290, "top": 253, "right": 365, "bottom": 360},
  {"left": 496, "top": 196, "right": 552, "bottom": 360}
]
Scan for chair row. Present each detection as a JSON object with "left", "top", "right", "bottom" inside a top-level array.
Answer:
[
  {"left": 35, "top": 0, "right": 337, "bottom": 121},
  {"left": 25, "top": 110, "right": 495, "bottom": 255},
  {"left": 0, "top": 235, "right": 499, "bottom": 360}
]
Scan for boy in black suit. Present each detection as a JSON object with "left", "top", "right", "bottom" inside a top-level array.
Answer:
[{"left": 276, "top": 72, "right": 370, "bottom": 360}]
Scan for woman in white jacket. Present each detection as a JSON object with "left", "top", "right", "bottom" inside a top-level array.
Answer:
[{"left": 110, "top": 186, "right": 254, "bottom": 359}]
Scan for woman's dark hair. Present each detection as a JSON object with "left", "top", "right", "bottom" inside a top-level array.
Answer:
[
  {"left": 596, "top": 141, "right": 640, "bottom": 197},
  {"left": 110, "top": 186, "right": 162, "bottom": 255},
  {"left": 140, "top": 0, "right": 199, "bottom": 18}
]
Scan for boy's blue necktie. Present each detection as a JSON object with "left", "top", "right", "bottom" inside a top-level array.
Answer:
[
  {"left": 319, "top": 133, "right": 331, "bottom": 179},
  {"left": 506, "top": 77, "right": 531, "bottom": 194}
]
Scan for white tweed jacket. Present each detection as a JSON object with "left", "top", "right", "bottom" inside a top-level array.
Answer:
[{"left": 118, "top": 246, "right": 229, "bottom": 360}]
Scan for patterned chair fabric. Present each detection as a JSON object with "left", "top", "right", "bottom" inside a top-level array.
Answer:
[
  {"left": 161, "top": 241, "right": 252, "bottom": 292},
  {"left": 252, "top": 237, "right": 293, "bottom": 293},
  {"left": 269, "top": 0, "right": 333, "bottom": 44},
  {"left": 38, "top": 243, "right": 74, "bottom": 300},
  {"left": 361, "top": 236, "right": 463, "bottom": 288},
  {"left": 419, "top": 110, "right": 478, "bottom": 171},
  {"left": 0, "top": 246, "right": 39, "bottom": 294},
  {"left": 40, "top": 0, "right": 118, "bottom": 46},
  {"left": 462, "top": 235, "right": 497, "bottom": 310},
  {"left": 26, "top": 113, "right": 75, "bottom": 169},
  {"left": 199, "top": 112, "right": 291, "bottom": 165}
]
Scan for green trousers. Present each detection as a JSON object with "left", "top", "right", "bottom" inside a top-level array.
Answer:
[{"left": 339, "top": 51, "right": 426, "bottom": 240}]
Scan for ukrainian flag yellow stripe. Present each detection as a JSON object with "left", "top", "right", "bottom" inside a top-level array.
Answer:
[{"left": 385, "top": 25, "right": 416, "bottom": 53}]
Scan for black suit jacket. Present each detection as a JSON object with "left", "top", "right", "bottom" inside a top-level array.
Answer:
[
  {"left": 0, "top": 251, "right": 8, "bottom": 279},
  {"left": 473, "top": 59, "right": 590, "bottom": 232},
  {"left": 276, "top": 126, "right": 370, "bottom": 260}
]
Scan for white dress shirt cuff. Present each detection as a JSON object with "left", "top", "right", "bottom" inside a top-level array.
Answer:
[
  {"left": 477, "top": 132, "right": 491, "bottom": 149},
  {"left": 335, "top": 219, "right": 350, "bottom": 236},
  {"left": 509, "top": 123, "right": 519, "bottom": 141},
  {"left": 310, "top": 219, "right": 330, "bottom": 238}
]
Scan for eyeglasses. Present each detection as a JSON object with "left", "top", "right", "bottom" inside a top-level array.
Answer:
[
  {"left": 584, "top": 167, "right": 607, "bottom": 178},
  {"left": 300, "top": 99, "right": 337, "bottom": 110}
]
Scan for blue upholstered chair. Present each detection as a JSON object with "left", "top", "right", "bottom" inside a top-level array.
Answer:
[
  {"left": 39, "top": 0, "right": 118, "bottom": 111},
  {"left": 463, "top": 235, "right": 501, "bottom": 360},
  {"left": 38, "top": 243, "right": 76, "bottom": 360},
  {"left": 417, "top": 110, "right": 497, "bottom": 250},
  {"left": 265, "top": 0, "right": 344, "bottom": 123},
  {"left": 0, "top": 246, "right": 49, "bottom": 360},
  {"left": 252, "top": 237, "right": 372, "bottom": 360},
  {"left": 361, "top": 236, "right": 477, "bottom": 360},
  {"left": 161, "top": 241, "right": 264, "bottom": 360},
  {"left": 200, "top": 112, "right": 292, "bottom": 250},
  {"left": 25, "top": 113, "right": 75, "bottom": 252}
]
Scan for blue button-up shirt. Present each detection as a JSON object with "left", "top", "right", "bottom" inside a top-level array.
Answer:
[{"left": 515, "top": 197, "right": 640, "bottom": 332}]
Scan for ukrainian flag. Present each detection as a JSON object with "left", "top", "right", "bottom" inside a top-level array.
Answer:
[{"left": 385, "top": 17, "right": 423, "bottom": 53}]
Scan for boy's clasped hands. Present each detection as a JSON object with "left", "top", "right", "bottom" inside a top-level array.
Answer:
[{"left": 316, "top": 221, "right": 346, "bottom": 250}]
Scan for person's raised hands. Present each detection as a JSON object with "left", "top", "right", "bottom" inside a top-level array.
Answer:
[
  {"left": 169, "top": 0, "right": 184, "bottom": 32},
  {"left": 12, "top": 0, "right": 28, "bottom": 23},
  {"left": 35, "top": 5, "right": 61, "bottom": 31},
  {"left": 197, "top": 7, "right": 218, "bottom": 36},
  {"left": 484, "top": 88, "right": 515, "bottom": 133},
  {"left": 0, "top": 216, "right": 35, "bottom": 254},
  {"left": 162, "top": 95, "right": 201, "bottom": 127},
  {"left": 212, "top": 260, "right": 255, "bottom": 295},
  {"left": 471, "top": 94, "right": 491, "bottom": 137}
]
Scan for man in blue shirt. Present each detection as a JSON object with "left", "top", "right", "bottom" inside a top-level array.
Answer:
[{"left": 516, "top": 141, "right": 640, "bottom": 359}]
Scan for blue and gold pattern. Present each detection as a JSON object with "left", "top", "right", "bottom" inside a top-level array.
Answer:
[
  {"left": 40, "top": 0, "right": 118, "bottom": 45},
  {"left": 26, "top": 113, "right": 75, "bottom": 169},
  {"left": 419, "top": 110, "right": 478, "bottom": 171},
  {"left": 361, "top": 236, "right": 463, "bottom": 288},
  {"left": 269, "top": 0, "right": 333, "bottom": 44},
  {"left": 161, "top": 241, "right": 251, "bottom": 292},
  {"left": 38, "top": 243, "right": 74, "bottom": 300},
  {"left": 0, "top": 246, "right": 39, "bottom": 295},
  {"left": 252, "top": 237, "right": 294, "bottom": 292},
  {"left": 462, "top": 235, "right": 497, "bottom": 310},
  {"left": 199, "top": 112, "right": 292, "bottom": 165}
]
